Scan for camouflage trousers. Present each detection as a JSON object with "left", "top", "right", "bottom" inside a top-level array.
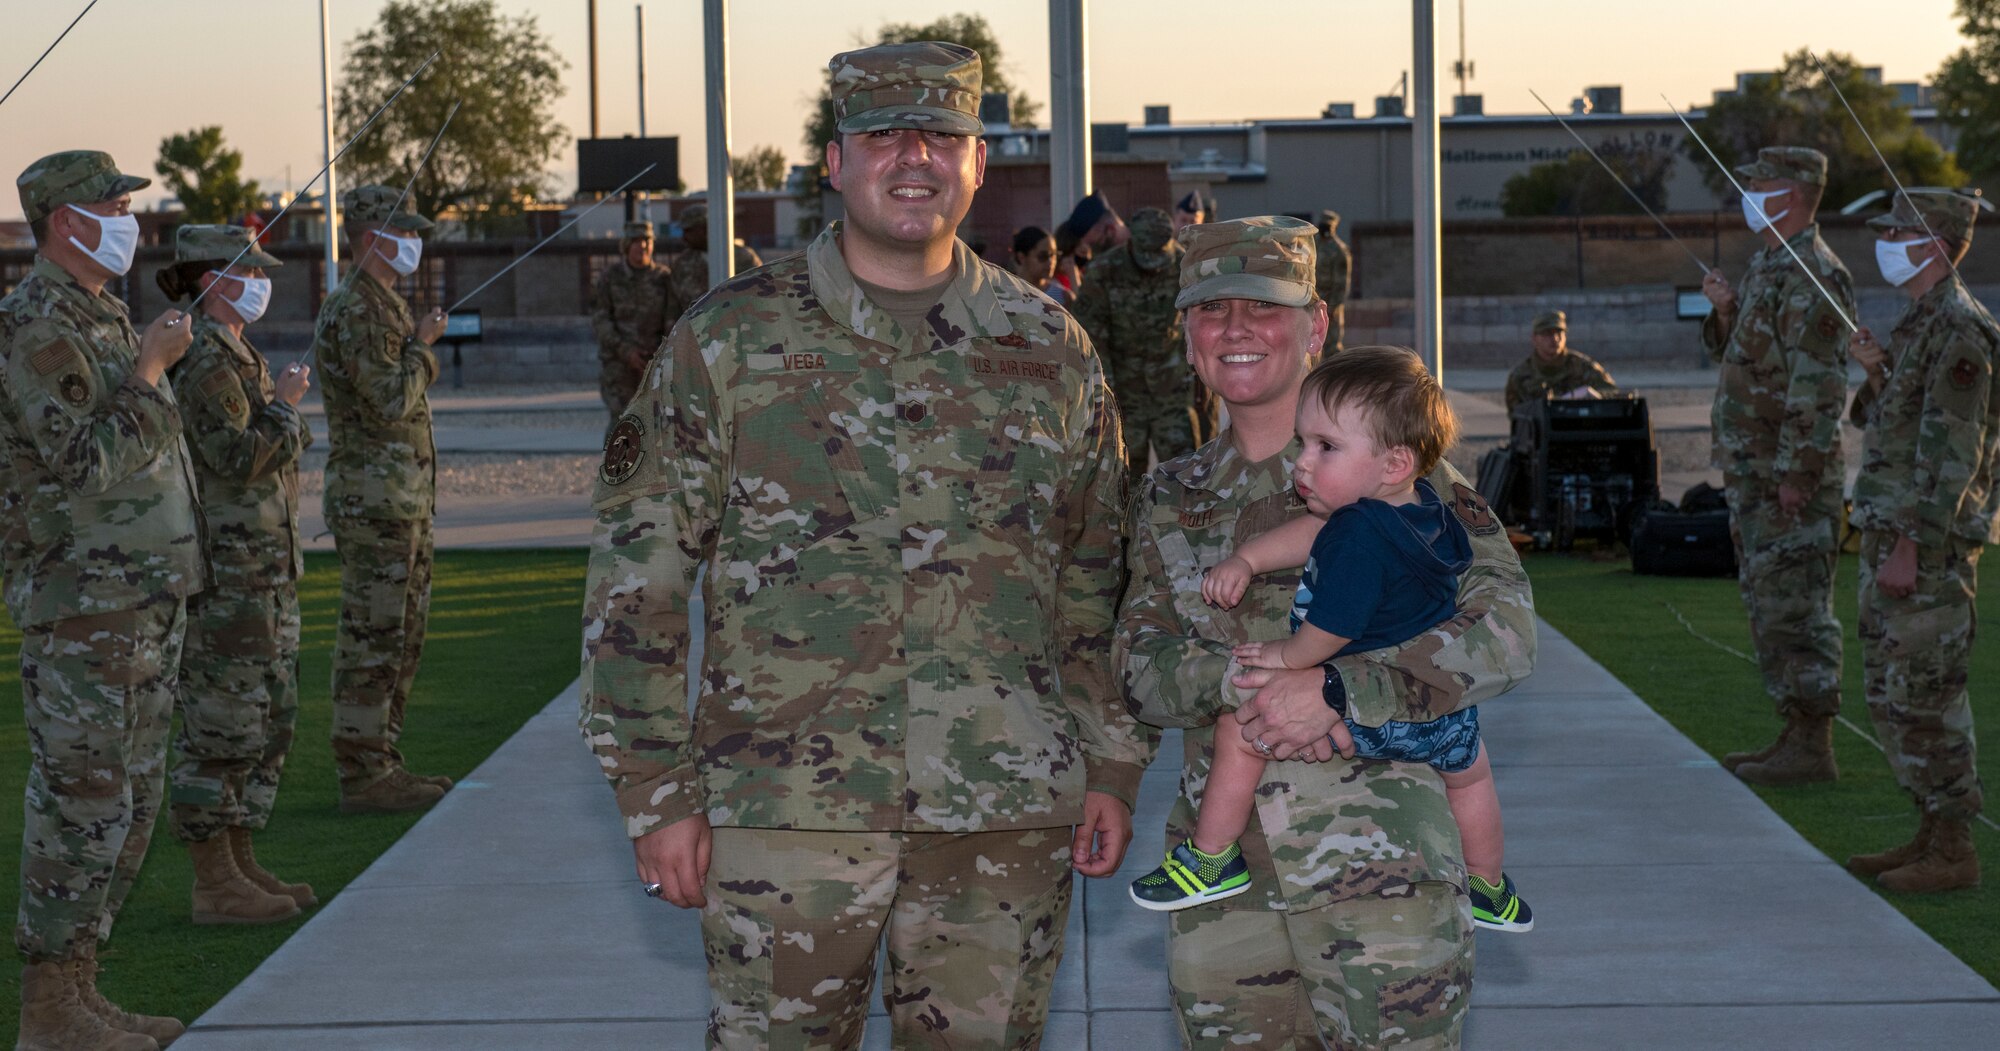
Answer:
[
  {"left": 15, "top": 599, "right": 185, "bottom": 961},
  {"left": 1168, "top": 882, "right": 1473, "bottom": 1050},
  {"left": 1725, "top": 479, "right": 1843, "bottom": 718},
  {"left": 328, "top": 514, "right": 434, "bottom": 786},
  {"left": 701, "top": 825, "right": 1073, "bottom": 1050},
  {"left": 601, "top": 360, "right": 643, "bottom": 436},
  {"left": 169, "top": 585, "right": 301, "bottom": 843},
  {"left": 1858, "top": 529, "right": 1985, "bottom": 820},
  {"left": 1323, "top": 303, "right": 1346, "bottom": 354},
  {"left": 1119, "top": 393, "right": 1199, "bottom": 478}
]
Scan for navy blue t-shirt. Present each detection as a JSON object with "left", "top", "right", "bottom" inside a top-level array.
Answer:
[{"left": 1288, "top": 478, "right": 1474, "bottom": 655}]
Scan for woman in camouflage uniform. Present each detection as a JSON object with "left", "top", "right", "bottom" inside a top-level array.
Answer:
[{"left": 156, "top": 226, "right": 316, "bottom": 926}]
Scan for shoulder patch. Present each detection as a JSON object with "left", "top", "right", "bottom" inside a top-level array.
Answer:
[
  {"left": 29, "top": 338, "right": 81, "bottom": 377},
  {"left": 600, "top": 412, "right": 645, "bottom": 486},
  {"left": 58, "top": 372, "right": 91, "bottom": 407},
  {"left": 1817, "top": 313, "right": 1840, "bottom": 342},
  {"left": 1450, "top": 482, "right": 1502, "bottom": 537},
  {"left": 1950, "top": 356, "right": 1980, "bottom": 391},
  {"left": 200, "top": 370, "right": 235, "bottom": 398}
]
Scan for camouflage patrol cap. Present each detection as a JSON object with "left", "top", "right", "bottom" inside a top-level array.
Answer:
[
  {"left": 1532, "top": 310, "right": 1566, "bottom": 333},
  {"left": 679, "top": 202, "right": 708, "bottom": 226},
  {"left": 17, "top": 151, "right": 150, "bottom": 224},
  {"left": 1175, "top": 216, "right": 1318, "bottom": 310},
  {"left": 1733, "top": 146, "right": 1828, "bottom": 186},
  {"left": 341, "top": 185, "right": 434, "bottom": 231},
  {"left": 621, "top": 220, "right": 654, "bottom": 242},
  {"left": 1868, "top": 189, "right": 1981, "bottom": 245},
  {"left": 1318, "top": 209, "right": 1342, "bottom": 230},
  {"left": 174, "top": 224, "right": 282, "bottom": 269},
  {"left": 828, "top": 41, "right": 984, "bottom": 136},
  {"left": 1129, "top": 207, "right": 1173, "bottom": 269}
]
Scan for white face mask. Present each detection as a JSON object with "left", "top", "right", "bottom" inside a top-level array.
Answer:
[
  {"left": 375, "top": 230, "right": 423, "bottom": 275},
  {"left": 1875, "top": 238, "right": 1936, "bottom": 287},
  {"left": 212, "top": 272, "right": 272, "bottom": 323},
  {"left": 66, "top": 204, "right": 140, "bottom": 275},
  {"left": 1740, "top": 189, "right": 1791, "bottom": 233}
]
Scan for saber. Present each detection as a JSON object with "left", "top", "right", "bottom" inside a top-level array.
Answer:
[
  {"left": 444, "top": 163, "right": 658, "bottom": 314},
  {"left": 1529, "top": 88, "right": 1710, "bottom": 276},
  {"left": 0, "top": 0, "right": 98, "bottom": 110},
  {"left": 180, "top": 50, "right": 442, "bottom": 320},
  {"left": 1806, "top": 49, "right": 1968, "bottom": 291},
  {"left": 1664, "top": 93, "right": 1856, "bottom": 334}
]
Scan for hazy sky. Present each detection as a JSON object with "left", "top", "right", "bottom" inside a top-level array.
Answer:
[{"left": 0, "top": 0, "right": 1970, "bottom": 220}]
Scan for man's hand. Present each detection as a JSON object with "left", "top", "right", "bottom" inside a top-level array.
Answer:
[
  {"left": 1777, "top": 483, "right": 1807, "bottom": 517},
  {"left": 275, "top": 363, "right": 311, "bottom": 406},
  {"left": 623, "top": 346, "right": 648, "bottom": 373},
  {"left": 1071, "top": 791, "right": 1132, "bottom": 877},
  {"left": 1850, "top": 326, "right": 1889, "bottom": 383},
  {"left": 1701, "top": 269, "right": 1737, "bottom": 314},
  {"left": 1202, "top": 555, "right": 1254, "bottom": 609},
  {"left": 1878, "top": 535, "right": 1920, "bottom": 599},
  {"left": 634, "top": 813, "right": 712, "bottom": 909},
  {"left": 416, "top": 307, "right": 448, "bottom": 346},
  {"left": 1230, "top": 666, "right": 1342, "bottom": 762},
  {"left": 136, "top": 310, "right": 194, "bottom": 386}
]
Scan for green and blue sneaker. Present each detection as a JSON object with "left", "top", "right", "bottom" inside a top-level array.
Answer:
[
  {"left": 1470, "top": 872, "right": 1533, "bottom": 932},
  {"left": 1129, "top": 840, "right": 1251, "bottom": 911}
]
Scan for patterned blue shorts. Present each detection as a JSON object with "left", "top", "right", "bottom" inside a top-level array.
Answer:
[{"left": 1344, "top": 706, "right": 1483, "bottom": 773}]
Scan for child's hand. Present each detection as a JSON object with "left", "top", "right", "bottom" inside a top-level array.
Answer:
[
  {"left": 1232, "top": 640, "right": 1291, "bottom": 669},
  {"left": 1202, "top": 555, "right": 1254, "bottom": 609}
]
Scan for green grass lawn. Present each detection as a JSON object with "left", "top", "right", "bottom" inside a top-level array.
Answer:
[
  {"left": 1526, "top": 550, "right": 2000, "bottom": 985},
  {"left": 0, "top": 549, "right": 587, "bottom": 1036}
]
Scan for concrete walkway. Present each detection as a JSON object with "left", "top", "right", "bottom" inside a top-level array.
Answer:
[{"left": 171, "top": 623, "right": 2000, "bottom": 1050}]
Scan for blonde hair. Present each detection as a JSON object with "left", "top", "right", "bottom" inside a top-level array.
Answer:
[{"left": 1299, "top": 346, "right": 1458, "bottom": 474}]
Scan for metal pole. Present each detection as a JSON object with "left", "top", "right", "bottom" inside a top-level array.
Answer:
[
  {"left": 636, "top": 3, "right": 649, "bottom": 224},
  {"left": 587, "top": 0, "right": 600, "bottom": 139},
  {"left": 319, "top": 0, "right": 340, "bottom": 294},
  {"left": 1047, "top": 0, "right": 1092, "bottom": 229},
  {"left": 704, "top": 0, "right": 734, "bottom": 286},
  {"left": 1412, "top": 0, "right": 1443, "bottom": 379}
]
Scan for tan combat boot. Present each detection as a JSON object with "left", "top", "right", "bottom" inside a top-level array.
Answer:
[
  {"left": 75, "top": 951, "right": 183, "bottom": 1047},
  {"left": 1720, "top": 721, "right": 1792, "bottom": 773},
  {"left": 16, "top": 957, "right": 157, "bottom": 1051},
  {"left": 404, "top": 768, "right": 455, "bottom": 793},
  {"left": 1878, "top": 818, "right": 1981, "bottom": 893},
  {"left": 189, "top": 835, "right": 301, "bottom": 925},
  {"left": 226, "top": 827, "right": 317, "bottom": 909},
  {"left": 338, "top": 767, "right": 445, "bottom": 814},
  {"left": 1734, "top": 714, "right": 1838, "bottom": 786},
  {"left": 1846, "top": 811, "right": 1937, "bottom": 878}
]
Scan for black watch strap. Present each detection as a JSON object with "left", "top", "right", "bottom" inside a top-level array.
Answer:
[{"left": 1322, "top": 665, "right": 1348, "bottom": 717}]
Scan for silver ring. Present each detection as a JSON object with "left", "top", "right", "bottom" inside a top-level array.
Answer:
[
  {"left": 1254, "top": 737, "right": 1273, "bottom": 756},
  {"left": 642, "top": 882, "right": 663, "bottom": 898}
]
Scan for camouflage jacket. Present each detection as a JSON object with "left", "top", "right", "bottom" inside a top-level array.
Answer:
[
  {"left": 589, "top": 260, "right": 681, "bottom": 370},
  {"left": 1116, "top": 434, "right": 1536, "bottom": 912},
  {"left": 1315, "top": 234, "right": 1351, "bottom": 309},
  {"left": 312, "top": 269, "right": 437, "bottom": 521},
  {"left": 1502, "top": 349, "right": 1619, "bottom": 413},
  {"left": 168, "top": 316, "right": 311, "bottom": 588},
  {"left": 581, "top": 222, "right": 1146, "bottom": 839},
  {"left": 1700, "top": 224, "right": 1854, "bottom": 493},
  {"left": 667, "top": 243, "right": 766, "bottom": 318},
  {"left": 1070, "top": 244, "right": 1186, "bottom": 410},
  {"left": 0, "top": 256, "right": 205, "bottom": 628},
  {"left": 1849, "top": 279, "right": 2000, "bottom": 547}
]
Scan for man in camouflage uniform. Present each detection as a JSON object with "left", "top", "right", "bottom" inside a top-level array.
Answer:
[
  {"left": 312, "top": 185, "right": 453, "bottom": 814},
  {"left": 1072, "top": 206, "right": 1194, "bottom": 475},
  {"left": 1843, "top": 191, "right": 1998, "bottom": 893},
  {"left": 1502, "top": 310, "right": 1620, "bottom": 413},
  {"left": 159, "top": 226, "right": 317, "bottom": 927},
  {"left": 667, "top": 201, "right": 764, "bottom": 312},
  {"left": 589, "top": 221, "right": 682, "bottom": 428},
  {"left": 1118, "top": 216, "right": 1536, "bottom": 1050},
  {"left": 2, "top": 151, "right": 200, "bottom": 1050},
  {"left": 1698, "top": 146, "right": 1855, "bottom": 787},
  {"left": 581, "top": 42, "right": 1146, "bottom": 1050},
  {"left": 1316, "top": 209, "right": 1351, "bottom": 353}
]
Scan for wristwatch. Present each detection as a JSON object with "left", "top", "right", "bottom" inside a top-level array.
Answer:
[{"left": 1321, "top": 664, "right": 1349, "bottom": 717}]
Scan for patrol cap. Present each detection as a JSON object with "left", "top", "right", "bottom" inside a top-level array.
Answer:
[
  {"left": 1868, "top": 189, "right": 1981, "bottom": 246},
  {"left": 1129, "top": 207, "right": 1173, "bottom": 269},
  {"left": 342, "top": 185, "right": 434, "bottom": 231},
  {"left": 1733, "top": 146, "right": 1828, "bottom": 187},
  {"left": 1175, "top": 215, "right": 1318, "bottom": 310},
  {"left": 679, "top": 202, "right": 708, "bottom": 226},
  {"left": 828, "top": 41, "right": 984, "bottom": 136},
  {"left": 1318, "top": 209, "right": 1342, "bottom": 230},
  {"left": 174, "top": 224, "right": 282, "bottom": 269},
  {"left": 621, "top": 220, "right": 655, "bottom": 241},
  {"left": 17, "top": 150, "right": 150, "bottom": 224},
  {"left": 1532, "top": 310, "right": 1566, "bottom": 333}
]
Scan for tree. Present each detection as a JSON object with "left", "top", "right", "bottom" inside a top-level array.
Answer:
[
  {"left": 1681, "top": 49, "right": 1964, "bottom": 212},
  {"left": 1501, "top": 138, "right": 1675, "bottom": 217},
  {"left": 730, "top": 146, "right": 788, "bottom": 192},
  {"left": 335, "top": 0, "right": 568, "bottom": 237},
  {"left": 155, "top": 127, "right": 263, "bottom": 224},
  {"left": 1934, "top": 0, "right": 2000, "bottom": 182}
]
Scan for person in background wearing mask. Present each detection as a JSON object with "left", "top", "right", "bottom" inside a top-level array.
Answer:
[
  {"left": 1698, "top": 146, "right": 1855, "bottom": 788},
  {"left": 156, "top": 226, "right": 317, "bottom": 928},
  {"left": 311, "top": 185, "right": 452, "bottom": 815},
  {"left": 2, "top": 150, "right": 199, "bottom": 1050},
  {"left": 1844, "top": 190, "right": 1999, "bottom": 893},
  {"left": 1050, "top": 222, "right": 1089, "bottom": 306},
  {"left": 1010, "top": 224, "right": 1058, "bottom": 296}
]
